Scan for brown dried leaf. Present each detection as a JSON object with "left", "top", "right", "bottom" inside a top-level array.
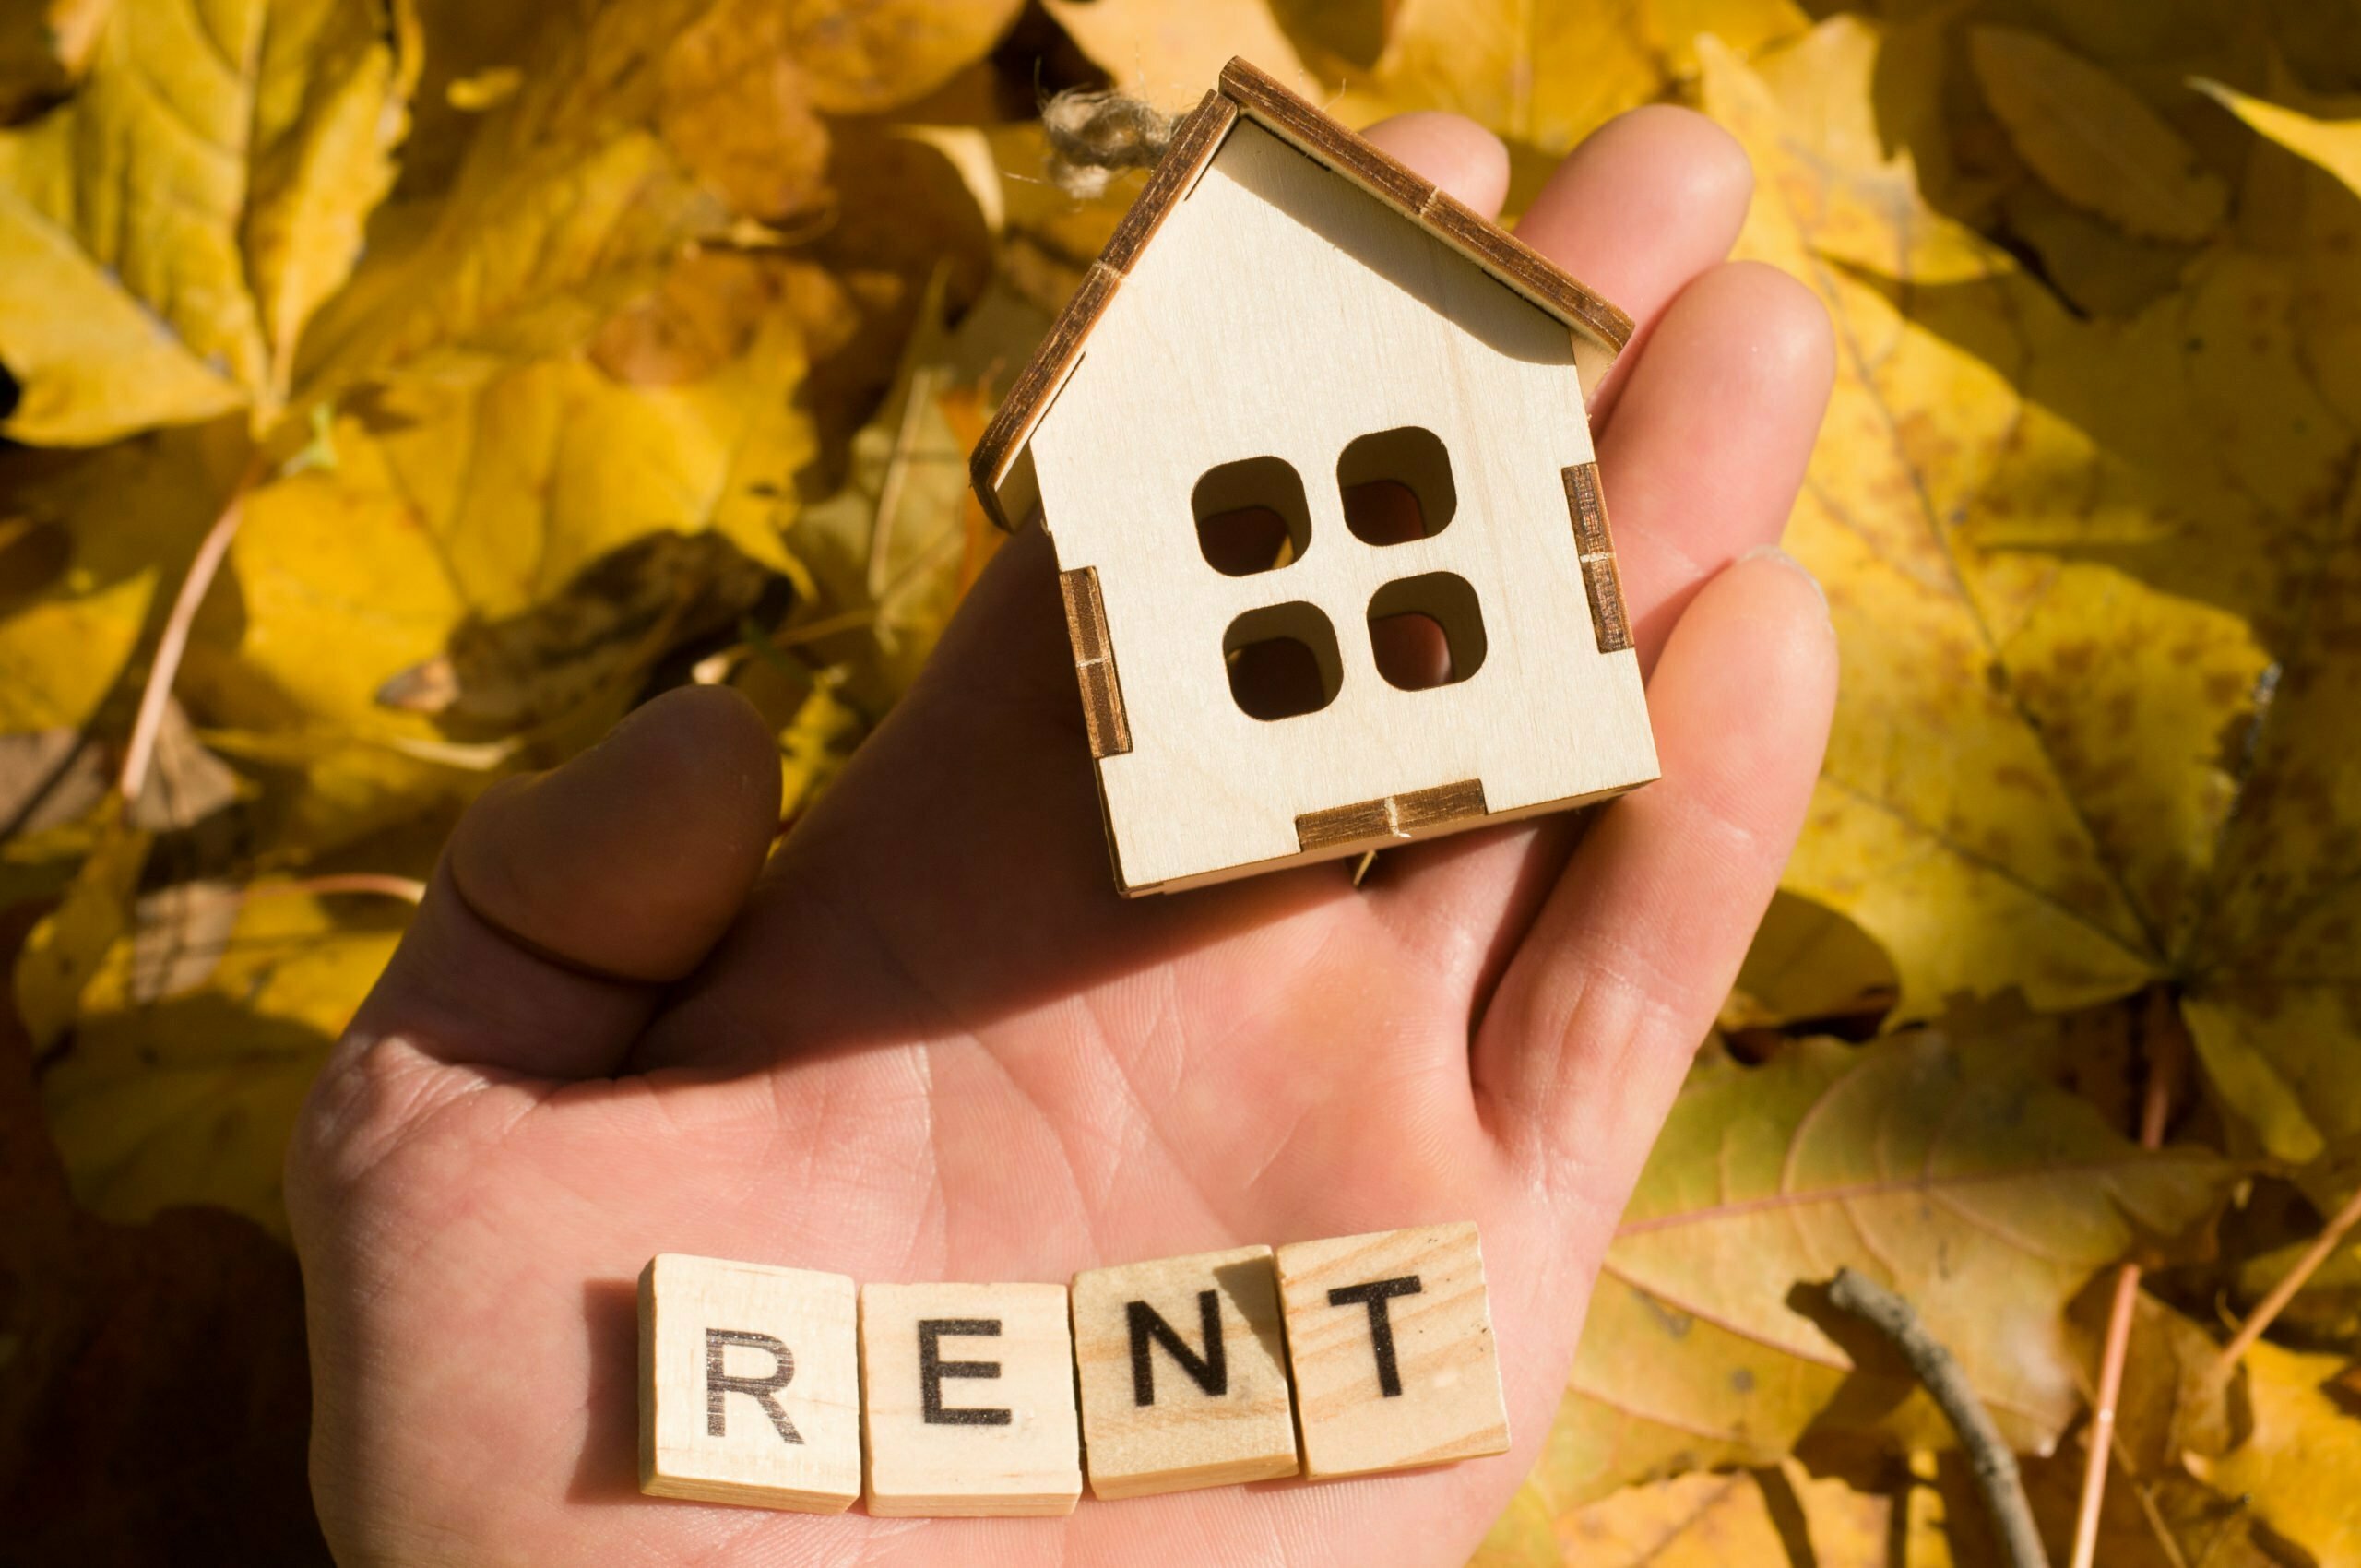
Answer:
[{"left": 1970, "top": 27, "right": 2227, "bottom": 243}]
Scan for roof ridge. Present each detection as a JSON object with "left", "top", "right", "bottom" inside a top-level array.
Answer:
[{"left": 969, "top": 58, "right": 1633, "bottom": 531}]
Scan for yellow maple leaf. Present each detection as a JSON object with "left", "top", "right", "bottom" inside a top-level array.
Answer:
[
  {"left": 1359, "top": 0, "right": 1808, "bottom": 156},
  {"left": 2060, "top": 1291, "right": 2361, "bottom": 1568},
  {"left": 1050, "top": 0, "right": 1810, "bottom": 172},
  {"left": 294, "top": 0, "right": 1018, "bottom": 404},
  {"left": 39, "top": 884, "right": 407, "bottom": 1234},
  {"left": 1706, "top": 18, "right": 2361, "bottom": 1167},
  {"left": 177, "top": 313, "right": 818, "bottom": 857},
  {"left": 0, "top": 425, "right": 249, "bottom": 735},
  {"left": 2197, "top": 78, "right": 2361, "bottom": 203},
  {"left": 1044, "top": 0, "right": 1331, "bottom": 112},
  {"left": 2183, "top": 1336, "right": 2361, "bottom": 1561},
  {"left": 0, "top": 0, "right": 419, "bottom": 444}
]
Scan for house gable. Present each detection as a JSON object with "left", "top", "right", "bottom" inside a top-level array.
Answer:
[{"left": 969, "top": 57, "right": 1633, "bottom": 535}]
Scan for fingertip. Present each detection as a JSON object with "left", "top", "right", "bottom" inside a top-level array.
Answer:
[
  {"left": 1719, "top": 547, "right": 1838, "bottom": 669},
  {"left": 450, "top": 685, "right": 781, "bottom": 983},
  {"left": 1617, "top": 104, "right": 1754, "bottom": 216},
  {"left": 1596, "top": 257, "right": 1837, "bottom": 663},
  {"left": 1649, "top": 549, "right": 1838, "bottom": 818},
  {"left": 1361, "top": 111, "right": 1512, "bottom": 215},
  {"left": 1516, "top": 104, "right": 1754, "bottom": 323},
  {"left": 1688, "top": 260, "right": 1835, "bottom": 422}
]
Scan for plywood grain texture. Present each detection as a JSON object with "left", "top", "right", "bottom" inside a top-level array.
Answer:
[
  {"left": 1273, "top": 1224, "right": 1510, "bottom": 1479},
  {"left": 859, "top": 1281, "right": 1083, "bottom": 1516},
  {"left": 638, "top": 1254, "right": 861, "bottom": 1512},
  {"left": 1070, "top": 1246, "right": 1300, "bottom": 1499},
  {"left": 1027, "top": 119, "right": 1657, "bottom": 892}
]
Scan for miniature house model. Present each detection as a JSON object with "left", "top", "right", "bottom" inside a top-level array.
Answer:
[{"left": 972, "top": 59, "right": 1659, "bottom": 896}]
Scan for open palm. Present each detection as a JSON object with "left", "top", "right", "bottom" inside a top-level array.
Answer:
[{"left": 287, "top": 106, "right": 1835, "bottom": 1568}]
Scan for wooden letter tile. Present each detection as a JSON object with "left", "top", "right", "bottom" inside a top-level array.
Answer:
[
  {"left": 1273, "top": 1223, "right": 1510, "bottom": 1478},
  {"left": 638, "top": 1253, "right": 860, "bottom": 1511},
  {"left": 859, "top": 1282, "right": 1082, "bottom": 1515},
  {"left": 1070, "top": 1245, "right": 1301, "bottom": 1498}
]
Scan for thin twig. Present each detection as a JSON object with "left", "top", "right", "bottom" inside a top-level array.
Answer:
[
  {"left": 2070, "top": 997, "right": 2180, "bottom": 1568},
  {"left": 2216, "top": 1178, "right": 2361, "bottom": 1373},
  {"left": 1829, "top": 1267, "right": 2049, "bottom": 1568},
  {"left": 118, "top": 463, "right": 263, "bottom": 811}
]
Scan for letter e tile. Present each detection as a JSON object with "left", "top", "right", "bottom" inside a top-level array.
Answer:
[{"left": 859, "top": 1282, "right": 1082, "bottom": 1515}]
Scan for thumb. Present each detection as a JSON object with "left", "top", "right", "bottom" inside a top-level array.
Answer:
[{"left": 343, "top": 684, "right": 781, "bottom": 1082}]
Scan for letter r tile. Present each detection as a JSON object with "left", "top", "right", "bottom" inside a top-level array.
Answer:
[
  {"left": 1273, "top": 1223, "right": 1511, "bottom": 1479},
  {"left": 638, "top": 1253, "right": 860, "bottom": 1511},
  {"left": 1070, "top": 1245, "right": 1300, "bottom": 1498},
  {"left": 859, "top": 1282, "right": 1082, "bottom": 1515}
]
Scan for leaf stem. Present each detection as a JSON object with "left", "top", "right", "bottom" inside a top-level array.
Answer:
[
  {"left": 2215, "top": 1177, "right": 2361, "bottom": 1374},
  {"left": 243, "top": 873, "right": 428, "bottom": 905},
  {"left": 2070, "top": 991, "right": 2180, "bottom": 1568},
  {"left": 118, "top": 459, "right": 265, "bottom": 811},
  {"left": 1828, "top": 1267, "right": 2049, "bottom": 1568}
]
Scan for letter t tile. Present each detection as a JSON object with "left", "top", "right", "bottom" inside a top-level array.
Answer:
[{"left": 1273, "top": 1223, "right": 1511, "bottom": 1479}]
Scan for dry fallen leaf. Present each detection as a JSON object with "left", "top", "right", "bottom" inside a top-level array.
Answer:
[
  {"left": 1969, "top": 27, "right": 2226, "bottom": 244},
  {"left": 1537, "top": 1031, "right": 2230, "bottom": 1501},
  {"left": 1710, "top": 18, "right": 2361, "bottom": 1170},
  {"left": 0, "top": 955, "right": 322, "bottom": 1562},
  {"left": 6, "top": 0, "right": 2361, "bottom": 1556},
  {"left": 1721, "top": 891, "right": 1897, "bottom": 1031},
  {"left": 2199, "top": 79, "right": 2361, "bottom": 205},
  {"left": 0, "top": 423, "right": 249, "bottom": 736},
  {"left": 1044, "top": 0, "right": 1330, "bottom": 113},
  {"left": 40, "top": 884, "right": 407, "bottom": 1233},
  {"left": 0, "top": 0, "right": 418, "bottom": 444},
  {"left": 2050, "top": 1290, "right": 2361, "bottom": 1568},
  {"left": 1478, "top": 1459, "right": 1954, "bottom": 1568},
  {"left": 1357, "top": 0, "right": 1808, "bottom": 158},
  {"left": 2182, "top": 1335, "right": 2361, "bottom": 1562}
]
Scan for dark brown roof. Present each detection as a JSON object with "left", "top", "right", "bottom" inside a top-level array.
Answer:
[{"left": 970, "top": 57, "right": 1636, "bottom": 531}]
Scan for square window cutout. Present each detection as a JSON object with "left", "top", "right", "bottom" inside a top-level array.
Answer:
[
  {"left": 1225, "top": 601, "right": 1342, "bottom": 719},
  {"left": 1195, "top": 457, "right": 1311, "bottom": 576},
  {"left": 1368, "top": 573, "right": 1486, "bottom": 690},
  {"left": 1338, "top": 427, "right": 1456, "bottom": 546}
]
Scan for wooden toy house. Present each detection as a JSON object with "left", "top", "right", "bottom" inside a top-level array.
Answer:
[{"left": 971, "top": 58, "right": 1659, "bottom": 896}]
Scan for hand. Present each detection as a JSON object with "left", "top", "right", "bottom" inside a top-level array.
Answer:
[{"left": 288, "top": 105, "right": 1836, "bottom": 1567}]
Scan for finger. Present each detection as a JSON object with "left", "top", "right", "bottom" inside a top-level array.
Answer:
[
  {"left": 1364, "top": 108, "right": 1757, "bottom": 949},
  {"left": 338, "top": 685, "right": 781, "bottom": 1082},
  {"left": 640, "top": 115, "right": 1520, "bottom": 1069},
  {"left": 1513, "top": 104, "right": 1756, "bottom": 421},
  {"left": 1600, "top": 261, "right": 1835, "bottom": 666},
  {"left": 1362, "top": 111, "right": 1511, "bottom": 218},
  {"left": 1368, "top": 259, "right": 1833, "bottom": 981},
  {"left": 1473, "top": 551, "right": 1838, "bottom": 1187}
]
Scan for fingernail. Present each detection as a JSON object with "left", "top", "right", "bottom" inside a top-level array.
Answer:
[{"left": 1738, "top": 544, "right": 1831, "bottom": 630}]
